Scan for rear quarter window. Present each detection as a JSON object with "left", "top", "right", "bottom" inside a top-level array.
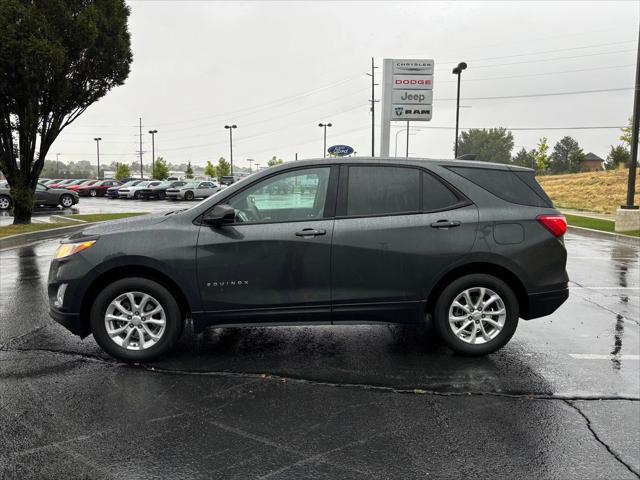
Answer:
[{"left": 448, "top": 166, "right": 552, "bottom": 207}]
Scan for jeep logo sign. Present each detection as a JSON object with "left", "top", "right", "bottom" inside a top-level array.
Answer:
[{"left": 392, "top": 90, "right": 433, "bottom": 105}]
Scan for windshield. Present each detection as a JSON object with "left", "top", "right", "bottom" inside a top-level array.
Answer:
[
  {"left": 135, "top": 181, "right": 150, "bottom": 187},
  {"left": 182, "top": 182, "right": 199, "bottom": 188}
]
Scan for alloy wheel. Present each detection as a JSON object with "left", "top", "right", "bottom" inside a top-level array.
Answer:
[
  {"left": 90, "top": 189, "right": 97, "bottom": 197},
  {"left": 0, "top": 196, "right": 10, "bottom": 210},
  {"left": 448, "top": 287, "right": 506, "bottom": 345},
  {"left": 61, "top": 195, "right": 73, "bottom": 207},
  {"left": 104, "top": 291, "right": 167, "bottom": 350}
]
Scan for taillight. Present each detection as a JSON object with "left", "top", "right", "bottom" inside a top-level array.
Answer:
[{"left": 537, "top": 214, "right": 567, "bottom": 237}]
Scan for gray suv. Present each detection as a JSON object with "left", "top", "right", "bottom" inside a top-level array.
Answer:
[{"left": 48, "top": 158, "right": 568, "bottom": 362}]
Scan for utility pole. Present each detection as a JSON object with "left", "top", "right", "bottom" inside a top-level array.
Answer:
[
  {"left": 93, "top": 138, "right": 102, "bottom": 179},
  {"left": 295, "top": 152, "right": 298, "bottom": 161},
  {"left": 405, "top": 120, "right": 410, "bottom": 158},
  {"left": 148, "top": 129, "right": 158, "bottom": 178},
  {"left": 366, "top": 57, "right": 379, "bottom": 157},
  {"left": 139, "top": 117, "right": 143, "bottom": 178},
  {"left": 623, "top": 23, "right": 640, "bottom": 209},
  {"left": 247, "top": 158, "right": 254, "bottom": 173}
]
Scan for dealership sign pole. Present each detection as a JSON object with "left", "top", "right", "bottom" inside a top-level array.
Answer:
[{"left": 380, "top": 58, "right": 434, "bottom": 157}]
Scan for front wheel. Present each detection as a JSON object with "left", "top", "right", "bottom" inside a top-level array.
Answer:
[
  {"left": 433, "top": 274, "right": 519, "bottom": 356},
  {"left": 184, "top": 191, "right": 194, "bottom": 201},
  {"left": 90, "top": 277, "right": 183, "bottom": 362},
  {"left": 59, "top": 194, "right": 74, "bottom": 208},
  {"left": 90, "top": 189, "right": 97, "bottom": 197}
]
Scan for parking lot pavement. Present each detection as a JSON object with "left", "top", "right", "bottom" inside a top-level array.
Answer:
[
  {"left": 0, "top": 232, "right": 638, "bottom": 479},
  {"left": 0, "top": 196, "right": 191, "bottom": 225}
]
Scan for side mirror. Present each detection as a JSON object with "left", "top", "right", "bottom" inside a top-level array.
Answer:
[{"left": 202, "top": 204, "right": 235, "bottom": 227}]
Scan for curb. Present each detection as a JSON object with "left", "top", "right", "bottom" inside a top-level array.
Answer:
[
  {"left": 50, "top": 214, "right": 87, "bottom": 224},
  {"left": 567, "top": 225, "right": 640, "bottom": 246},
  {"left": 0, "top": 224, "right": 88, "bottom": 250}
]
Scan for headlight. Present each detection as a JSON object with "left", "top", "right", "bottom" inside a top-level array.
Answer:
[{"left": 54, "top": 240, "right": 96, "bottom": 260}]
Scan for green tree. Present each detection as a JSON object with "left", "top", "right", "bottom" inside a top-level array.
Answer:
[
  {"left": 0, "top": 0, "right": 132, "bottom": 224},
  {"left": 533, "top": 137, "right": 551, "bottom": 173},
  {"left": 550, "top": 136, "right": 584, "bottom": 174},
  {"left": 267, "top": 156, "right": 284, "bottom": 167},
  {"left": 512, "top": 147, "right": 536, "bottom": 169},
  {"left": 620, "top": 117, "right": 633, "bottom": 147},
  {"left": 456, "top": 128, "right": 514, "bottom": 164},
  {"left": 185, "top": 161, "right": 194, "bottom": 179},
  {"left": 204, "top": 160, "right": 217, "bottom": 179},
  {"left": 606, "top": 145, "right": 631, "bottom": 170},
  {"left": 152, "top": 157, "right": 169, "bottom": 180},
  {"left": 114, "top": 163, "right": 131, "bottom": 181},
  {"left": 217, "top": 157, "right": 231, "bottom": 177}
]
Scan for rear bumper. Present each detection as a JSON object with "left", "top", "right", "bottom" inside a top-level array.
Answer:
[{"left": 523, "top": 287, "right": 569, "bottom": 320}]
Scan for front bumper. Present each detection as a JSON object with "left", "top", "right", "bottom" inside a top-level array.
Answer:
[{"left": 523, "top": 287, "right": 569, "bottom": 320}]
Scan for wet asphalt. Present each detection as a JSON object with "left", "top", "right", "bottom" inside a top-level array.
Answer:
[{"left": 0, "top": 230, "right": 639, "bottom": 479}]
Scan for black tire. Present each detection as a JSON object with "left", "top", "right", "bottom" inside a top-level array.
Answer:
[
  {"left": 90, "top": 189, "right": 97, "bottom": 197},
  {"left": 184, "top": 191, "right": 194, "bottom": 201},
  {"left": 433, "top": 274, "right": 519, "bottom": 356},
  {"left": 90, "top": 277, "right": 183, "bottom": 362},
  {"left": 59, "top": 194, "right": 74, "bottom": 208},
  {"left": 0, "top": 195, "right": 12, "bottom": 210},
  {"left": 158, "top": 191, "right": 166, "bottom": 200},
  {"left": 133, "top": 191, "right": 140, "bottom": 199}
]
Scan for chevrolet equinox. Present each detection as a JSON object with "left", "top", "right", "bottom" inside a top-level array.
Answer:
[{"left": 48, "top": 158, "right": 569, "bottom": 362}]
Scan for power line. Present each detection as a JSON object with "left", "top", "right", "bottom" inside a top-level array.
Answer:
[{"left": 436, "top": 86, "right": 632, "bottom": 101}]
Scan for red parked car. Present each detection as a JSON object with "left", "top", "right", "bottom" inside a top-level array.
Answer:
[
  {"left": 67, "top": 179, "right": 100, "bottom": 192},
  {"left": 48, "top": 179, "right": 86, "bottom": 189},
  {"left": 77, "top": 179, "right": 121, "bottom": 197}
]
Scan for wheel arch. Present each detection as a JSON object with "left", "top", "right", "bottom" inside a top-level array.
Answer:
[
  {"left": 79, "top": 265, "right": 192, "bottom": 337},
  {"left": 426, "top": 262, "right": 529, "bottom": 318}
]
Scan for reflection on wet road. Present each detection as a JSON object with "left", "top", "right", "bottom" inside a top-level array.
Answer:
[{"left": 1, "top": 232, "right": 639, "bottom": 479}]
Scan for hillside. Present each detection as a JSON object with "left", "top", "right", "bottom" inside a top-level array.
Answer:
[{"left": 537, "top": 168, "right": 640, "bottom": 214}]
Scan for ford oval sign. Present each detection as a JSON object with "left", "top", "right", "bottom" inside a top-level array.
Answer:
[{"left": 328, "top": 145, "right": 354, "bottom": 156}]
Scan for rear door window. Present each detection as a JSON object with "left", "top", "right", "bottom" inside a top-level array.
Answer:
[
  {"left": 347, "top": 166, "right": 420, "bottom": 216},
  {"left": 422, "top": 173, "right": 461, "bottom": 211},
  {"left": 448, "top": 166, "right": 552, "bottom": 207}
]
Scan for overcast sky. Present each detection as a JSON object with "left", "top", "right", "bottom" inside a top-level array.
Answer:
[{"left": 51, "top": 0, "right": 639, "bottom": 170}]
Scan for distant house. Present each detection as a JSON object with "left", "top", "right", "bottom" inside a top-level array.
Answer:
[{"left": 581, "top": 152, "right": 604, "bottom": 172}]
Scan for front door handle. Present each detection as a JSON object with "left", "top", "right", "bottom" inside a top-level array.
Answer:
[
  {"left": 430, "top": 220, "right": 461, "bottom": 229},
  {"left": 295, "top": 228, "right": 326, "bottom": 237}
]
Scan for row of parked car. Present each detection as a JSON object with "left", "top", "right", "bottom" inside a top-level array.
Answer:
[
  {"left": 41, "top": 178, "right": 223, "bottom": 200},
  {"left": 0, "top": 178, "right": 224, "bottom": 211}
]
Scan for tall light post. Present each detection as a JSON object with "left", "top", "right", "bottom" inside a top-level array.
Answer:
[
  {"left": 93, "top": 138, "right": 102, "bottom": 179},
  {"left": 56, "top": 153, "right": 60, "bottom": 176},
  {"left": 247, "top": 158, "right": 254, "bottom": 173},
  {"left": 254, "top": 163, "right": 261, "bottom": 171},
  {"left": 148, "top": 129, "right": 158, "bottom": 178},
  {"left": 623, "top": 23, "right": 639, "bottom": 210},
  {"left": 318, "top": 122, "right": 332, "bottom": 158},
  {"left": 394, "top": 128, "right": 416, "bottom": 157},
  {"left": 452, "top": 61, "right": 467, "bottom": 158},
  {"left": 224, "top": 124, "right": 237, "bottom": 175}
]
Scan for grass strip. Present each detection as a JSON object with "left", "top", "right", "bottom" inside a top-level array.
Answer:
[
  {"left": 0, "top": 212, "right": 147, "bottom": 239},
  {"left": 565, "top": 214, "right": 639, "bottom": 238}
]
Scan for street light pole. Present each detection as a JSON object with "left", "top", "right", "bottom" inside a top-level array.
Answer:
[
  {"left": 405, "top": 120, "right": 410, "bottom": 158},
  {"left": 247, "top": 158, "right": 253, "bottom": 173},
  {"left": 394, "top": 128, "right": 415, "bottom": 157},
  {"left": 224, "top": 124, "right": 237, "bottom": 175},
  {"left": 452, "top": 62, "right": 467, "bottom": 159},
  {"left": 56, "top": 153, "right": 60, "bottom": 176},
  {"left": 148, "top": 129, "right": 158, "bottom": 178},
  {"left": 93, "top": 138, "right": 101, "bottom": 179},
  {"left": 318, "top": 123, "right": 332, "bottom": 158}
]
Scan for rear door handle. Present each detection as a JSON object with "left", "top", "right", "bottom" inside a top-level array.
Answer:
[
  {"left": 295, "top": 228, "right": 326, "bottom": 237},
  {"left": 430, "top": 220, "right": 461, "bottom": 229}
]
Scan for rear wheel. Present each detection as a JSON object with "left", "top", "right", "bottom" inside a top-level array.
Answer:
[
  {"left": 184, "top": 191, "right": 194, "bottom": 201},
  {"left": 433, "top": 274, "right": 518, "bottom": 356},
  {"left": 133, "top": 191, "right": 141, "bottom": 199},
  {"left": 90, "top": 277, "right": 183, "bottom": 362},
  {"left": 0, "top": 195, "right": 11, "bottom": 210},
  {"left": 158, "top": 191, "right": 166, "bottom": 200},
  {"left": 90, "top": 189, "right": 97, "bottom": 197},
  {"left": 59, "top": 194, "right": 74, "bottom": 208}
]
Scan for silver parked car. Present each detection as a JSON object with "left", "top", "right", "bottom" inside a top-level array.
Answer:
[
  {"left": 0, "top": 182, "right": 79, "bottom": 210},
  {"left": 165, "top": 181, "right": 221, "bottom": 200}
]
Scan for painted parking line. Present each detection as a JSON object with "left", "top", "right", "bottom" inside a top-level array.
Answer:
[{"left": 569, "top": 354, "right": 640, "bottom": 360}]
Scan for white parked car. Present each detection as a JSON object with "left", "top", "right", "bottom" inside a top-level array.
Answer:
[
  {"left": 165, "top": 181, "right": 221, "bottom": 200},
  {"left": 118, "top": 181, "right": 163, "bottom": 199}
]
